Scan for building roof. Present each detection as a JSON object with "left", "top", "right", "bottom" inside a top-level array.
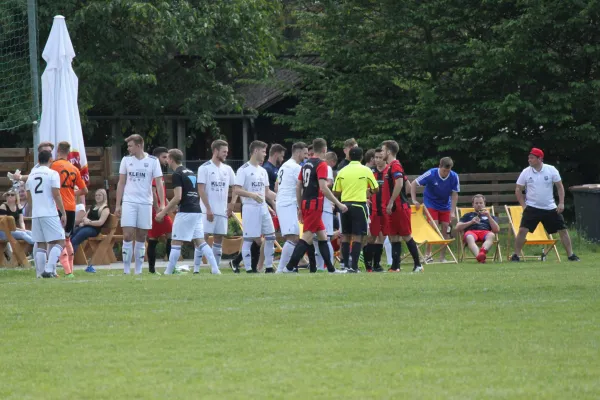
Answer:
[{"left": 239, "top": 55, "right": 324, "bottom": 112}]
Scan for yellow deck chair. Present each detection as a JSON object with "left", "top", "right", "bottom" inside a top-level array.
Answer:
[
  {"left": 403, "top": 205, "right": 457, "bottom": 264},
  {"left": 505, "top": 205, "right": 560, "bottom": 262},
  {"left": 455, "top": 206, "right": 502, "bottom": 262}
]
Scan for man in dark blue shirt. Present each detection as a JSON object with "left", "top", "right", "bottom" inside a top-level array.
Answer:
[
  {"left": 455, "top": 194, "right": 500, "bottom": 263},
  {"left": 263, "top": 144, "right": 286, "bottom": 191}
]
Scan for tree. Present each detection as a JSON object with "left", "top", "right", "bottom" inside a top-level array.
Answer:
[{"left": 273, "top": 0, "right": 600, "bottom": 178}]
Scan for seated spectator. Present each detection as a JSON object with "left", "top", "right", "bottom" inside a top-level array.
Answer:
[
  {"left": 70, "top": 189, "right": 110, "bottom": 271},
  {"left": 0, "top": 189, "right": 34, "bottom": 245},
  {"left": 454, "top": 194, "right": 499, "bottom": 263}
]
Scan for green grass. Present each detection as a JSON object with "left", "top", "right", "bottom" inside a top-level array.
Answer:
[{"left": 1, "top": 256, "right": 599, "bottom": 399}]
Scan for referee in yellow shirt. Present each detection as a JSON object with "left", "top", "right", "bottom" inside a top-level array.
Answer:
[{"left": 333, "top": 147, "right": 379, "bottom": 273}]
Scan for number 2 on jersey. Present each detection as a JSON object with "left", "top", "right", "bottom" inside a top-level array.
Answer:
[
  {"left": 34, "top": 177, "right": 43, "bottom": 193},
  {"left": 60, "top": 170, "right": 77, "bottom": 189},
  {"left": 302, "top": 168, "right": 311, "bottom": 188}
]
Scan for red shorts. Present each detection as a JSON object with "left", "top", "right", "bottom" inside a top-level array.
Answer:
[
  {"left": 386, "top": 205, "right": 412, "bottom": 236},
  {"left": 148, "top": 210, "right": 173, "bottom": 239},
  {"left": 427, "top": 208, "right": 451, "bottom": 223},
  {"left": 369, "top": 214, "right": 388, "bottom": 236},
  {"left": 464, "top": 230, "right": 493, "bottom": 243},
  {"left": 302, "top": 209, "right": 325, "bottom": 233}
]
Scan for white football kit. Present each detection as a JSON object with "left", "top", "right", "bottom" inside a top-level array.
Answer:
[
  {"left": 26, "top": 165, "right": 65, "bottom": 243},
  {"left": 276, "top": 158, "right": 301, "bottom": 236},
  {"left": 197, "top": 160, "right": 236, "bottom": 235},
  {"left": 119, "top": 154, "right": 163, "bottom": 229},
  {"left": 322, "top": 165, "right": 335, "bottom": 235},
  {"left": 235, "top": 162, "right": 274, "bottom": 238}
]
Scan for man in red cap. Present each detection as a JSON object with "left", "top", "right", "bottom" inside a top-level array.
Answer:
[{"left": 511, "top": 148, "right": 580, "bottom": 262}]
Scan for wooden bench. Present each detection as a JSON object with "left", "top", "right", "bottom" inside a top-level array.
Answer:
[
  {"left": 74, "top": 214, "right": 119, "bottom": 266},
  {"left": 0, "top": 216, "right": 30, "bottom": 267}
]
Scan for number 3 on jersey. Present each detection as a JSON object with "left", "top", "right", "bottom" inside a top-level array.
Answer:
[
  {"left": 277, "top": 169, "right": 284, "bottom": 186},
  {"left": 60, "top": 170, "right": 77, "bottom": 189},
  {"left": 302, "top": 168, "right": 311, "bottom": 188}
]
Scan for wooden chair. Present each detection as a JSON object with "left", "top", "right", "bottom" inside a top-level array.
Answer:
[
  {"left": 455, "top": 206, "right": 502, "bottom": 262},
  {"left": 402, "top": 206, "right": 458, "bottom": 264},
  {"left": 505, "top": 205, "right": 560, "bottom": 262},
  {"left": 83, "top": 214, "right": 119, "bottom": 266},
  {"left": 0, "top": 216, "right": 30, "bottom": 267}
]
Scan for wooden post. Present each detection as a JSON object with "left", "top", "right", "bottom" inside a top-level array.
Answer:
[
  {"left": 110, "top": 120, "right": 121, "bottom": 174},
  {"left": 177, "top": 119, "right": 187, "bottom": 161},
  {"left": 242, "top": 118, "right": 249, "bottom": 161}
]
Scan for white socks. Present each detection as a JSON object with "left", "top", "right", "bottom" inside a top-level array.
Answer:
[
  {"left": 384, "top": 237, "right": 392, "bottom": 266},
  {"left": 212, "top": 243, "right": 222, "bottom": 265},
  {"left": 200, "top": 242, "right": 219, "bottom": 273},
  {"left": 35, "top": 248, "right": 46, "bottom": 278},
  {"left": 278, "top": 240, "right": 296, "bottom": 272},
  {"left": 242, "top": 240, "right": 253, "bottom": 271},
  {"left": 134, "top": 242, "right": 145, "bottom": 275},
  {"left": 165, "top": 245, "right": 181, "bottom": 275},
  {"left": 46, "top": 245, "right": 63, "bottom": 274},
  {"left": 263, "top": 236, "right": 276, "bottom": 269},
  {"left": 122, "top": 241, "right": 133, "bottom": 274}
]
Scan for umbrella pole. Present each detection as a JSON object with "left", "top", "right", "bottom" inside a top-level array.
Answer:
[{"left": 27, "top": 0, "right": 40, "bottom": 162}]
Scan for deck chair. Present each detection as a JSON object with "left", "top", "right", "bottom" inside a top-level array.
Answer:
[
  {"left": 505, "top": 205, "right": 560, "bottom": 262},
  {"left": 456, "top": 206, "right": 502, "bottom": 262},
  {"left": 84, "top": 214, "right": 119, "bottom": 266},
  {"left": 0, "top": 216, "right": 29, "bottom": 267},
  {"left": 402, "top": 205, "right": 457, "bottom": 264}
]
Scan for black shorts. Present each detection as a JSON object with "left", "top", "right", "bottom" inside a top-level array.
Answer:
[
  {"left": 58, "top": 210, "right": 76, "bottom": 236},
  {"left": 341, "top": 202, "right": 369, "bottom": 236},
  {"left": 520, "top": 206, "right": 566, "bottom": 234}
]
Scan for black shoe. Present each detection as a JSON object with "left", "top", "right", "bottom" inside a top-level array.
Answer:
[
  {"left": 41, "top": 271, "right": 54, "bottom": 278},
  {"left": 229, "top": 260, "right": 240, "bottom": 274},
  {"left": 372, "top": 266, "right": 385, "bottom": 273},
  {"left": 265, "top": 267, "right": 275, "bottom": 273},
  {"left": 511, "top": 254, "right": 520, "bottom": 262},
  {"left": 568, "top": 254, "right": 581, "bottom": 261},
  {"left": 246, "top": 269, "right": 257, "bottom": 274},
  {"left": 193, "top": 272, "right": 199, "bottom": 274},
  {"left": 346, "top": 268, "right": 358, "bottom": 273}
]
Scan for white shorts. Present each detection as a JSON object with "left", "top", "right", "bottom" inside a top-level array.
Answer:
[
  {"left": 32, "top": 216, "right": 65, "bottom": 243},
  {"left": 242, "top": 204, "right": 275, "bottom": 238},
  {"left": 203, "top": 214, "right": 228, "bottom": 236},
  {"left": 276, "top": 203, "right": 299, "bottom": 236},
  {"left": 172, "top": 213, "right": 204, "bottom": 242},
  {"left": 121, "top": 202, "right": 152, "bottom": 230},
  {"left": 323, "top": 211, "right": 334, "bottom": 236}
]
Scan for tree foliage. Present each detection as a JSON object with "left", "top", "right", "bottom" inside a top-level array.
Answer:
[{"left": 274, "top": 0, "right": 600, "bottom": 178}]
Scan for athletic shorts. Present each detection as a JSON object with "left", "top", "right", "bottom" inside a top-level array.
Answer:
[
  {"left": 121, "top": 202, "right": 153, "bottom": 230},
  {"left": 386, "top": 205, "right": 412, "bottom": 236},
  {"left": 302, "top": 208, "right": 325, "bottom": 233},
  {"left": 520, "top": 206, "right": 566, "bottom": 234},
  {"left": 32, "top": 216, "right": 65, "bottom": 243},
  {"left": 58, "top": 210, "right": 76, "bottom": 237},
  {"left": 341, "top": 202, "right": 369, "bottom": 236},
  {"left": 369, "top": 214, "right": 388, "bottom": 236},
  {"left": 203, "top": 214, "right": 229, "bottom": 236},
  {"left": 428, "top": 208, "right": 451, "bottom": 224},
  {"left": 172, "top": 212, "right": 204, "bottom": 242},
  {"left": 322, "top": 211, "right": 334, "bottom": 236},
  {"left": 276, "top": 203, "right": 300, "bottom": 236},
  {"left": 242, "top": 204, "right": 275, "bottom": 238},
  {"left": 464, "top": 229, "right": 494, "bottom": 242},
  {"left": 148, "top": 208, "right": 173, "bottom": 239}
]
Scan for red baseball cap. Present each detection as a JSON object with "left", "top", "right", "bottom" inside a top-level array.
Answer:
[{"left": 530, "top": 148, "right": 544, "bottom": 159}]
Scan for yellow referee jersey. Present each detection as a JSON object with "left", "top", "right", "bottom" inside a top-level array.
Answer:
[{"left": 333, "top": 161, "right": 378, "bottom": 202}]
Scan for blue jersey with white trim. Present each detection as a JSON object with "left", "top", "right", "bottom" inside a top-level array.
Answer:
[{"left": 415, "top": 168, "right": 460, "bottom": 211}]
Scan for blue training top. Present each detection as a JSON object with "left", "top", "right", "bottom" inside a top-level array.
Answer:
[{"left": 415, "top": 168, "right": 460, "bottom": 211}]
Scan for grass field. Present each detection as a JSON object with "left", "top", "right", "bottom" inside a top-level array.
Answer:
[{"left": 1, "top": 256, "right": 599, "bottom": 399}]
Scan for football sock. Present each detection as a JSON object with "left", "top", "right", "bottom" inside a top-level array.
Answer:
[
  {"left": 242, "top": 240, "right": 253, "bottom": 272},
  {"left": 122, "top": 240, "right": 133, "bottom": 274},
  {"left": 212, "top": 242, "right": 223, "bottom": 265},
  {"left": 263, "top": 236, "right": 276, "bottom": 268},
  {"left": 363, "top": 243, "right": 373, "bottom": 270},
  {"left": 165, "top": 245, "right": 181, "bottom": 275},
  {"left": 391, "top": 241, "right": 402, "bottom": 270},
  {"left": 286, "top": 239, "right": 309, "bottom": 271},
  {"left": 384, "top": 237, "right": 393, "bottom": 265},
  {"left": 278, "top": 240, "right": 296, "bottom": 272},
  {"left": 406, "top": 238, "right": 420, "bottom": 265},
  {"left": 318, "top": 240, "right": 336, "bottom": 272},
  {"left": 341, "top": 241, "right": 351, "bottom": 269},
  {"left": 250, "top": 241, "right": 260, "bottom": 271},
  {"left": 134, "top": 241, "right": 145, "bottom": 274},
  {"left": 147, "top": 239, "right": 158, "bottom": 272},
  {"left": 351, "top": 241, "right": 362, "bottom": 271},
  {"left": 373, "top": 243, "right": 383, "bottom": 268},
  {"left": 193, "top": 246, "right": 204, "bottom": 273},
  {"left": 35, "top": 248, "right": 46, "bottom": 277},
  {"left": 307, "top": 245, "right": 316, "bottom": 273},
  {"left": 200, "top": 242, "right": 219, "bottom": 272},
  {"left": 46, "top": 245, "right": 63, "bottom": 274}
]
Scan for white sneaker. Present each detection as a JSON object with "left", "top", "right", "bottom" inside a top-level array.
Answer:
[
  {"left": 282, "top": 267, "right": 298, "bottom": 273},
  {"left": 211, "top": 268, "right": 222, "bottom": 275},
  {"left": 328, "top": 269, "right": 347, "bottom": 274},
  {"left": 177, "top": 265, "right": 191, "bottom": 272},
  {"left": 412, "top": 265, "right": 424, "bottom": 273}
]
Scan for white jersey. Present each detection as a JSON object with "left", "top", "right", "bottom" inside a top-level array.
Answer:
[
  {"left": 235, "top": 162, "right": 269, "bottom": 206},
  {"left": 322, "top": 166, "right": 334, "bottom": 213},
  {"left": 276, "top": 158, "right": 301, "bottom": 207},
  {"left": 197, "top": 160, "right": 236, "bottom": 216},
  {"left": 119, "top": 154, "right": 163, "bottom": 205},
  {"left": 516, "top": 164, "right": 561, "bottom": 210},
  {"left": 26, "top": 165, "right": 60, "bottom": 218}
]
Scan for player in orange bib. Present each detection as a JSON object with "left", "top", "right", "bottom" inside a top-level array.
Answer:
[{"left": 51, "top": 141, "right": 88, "bottom": 277}]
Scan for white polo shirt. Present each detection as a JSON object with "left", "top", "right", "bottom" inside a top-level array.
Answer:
[{"left": 516, "top": 164, "right": 561, "bottom": 210}]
